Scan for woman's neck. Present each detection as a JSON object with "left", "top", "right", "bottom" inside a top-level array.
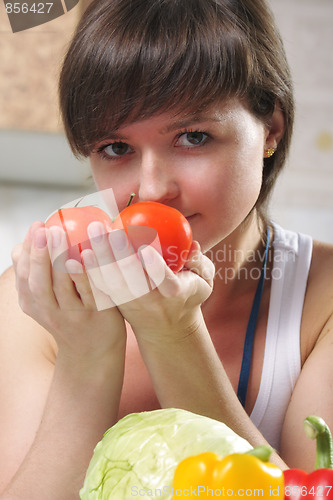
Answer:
[{"left": 202, "top": 213, "right": 267, "bottom": 312}]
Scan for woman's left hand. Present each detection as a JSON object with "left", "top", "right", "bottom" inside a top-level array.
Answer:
[{"left": 81, "top": 222, "right": 215, "bottom": 342}]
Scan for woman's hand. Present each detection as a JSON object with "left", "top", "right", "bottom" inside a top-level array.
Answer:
[
  {"left": 80, "top": 222, "right": 215, "bottom": 343},
  {"left": 6, "top": 222, "right": 128, "bottom": 500},
  {"left": 11, "top": 221, "right": 126, "bottom": 361}
]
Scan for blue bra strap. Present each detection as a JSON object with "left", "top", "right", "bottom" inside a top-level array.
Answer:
[{"left": 237, "top": 227, "right": 271, "bottom": 408}]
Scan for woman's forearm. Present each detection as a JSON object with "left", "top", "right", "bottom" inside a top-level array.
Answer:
[
  {"left": 135, "top": 309, "right": 287, "bottom": 470},
  {"left": 1, "top": 342, "right": 126, "bottom": 500}
]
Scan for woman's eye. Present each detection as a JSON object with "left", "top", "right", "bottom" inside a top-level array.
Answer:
[
  {"left": 176, "top": 131, "right": 208, "bottom": 147},
  {"left": 102, "top": 142, "right": 132, "bottom": 157}
]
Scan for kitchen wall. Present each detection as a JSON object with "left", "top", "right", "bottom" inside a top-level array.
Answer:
[
  {"left": 0, "top": 0, "right": 91, "bottom": 273},
  {"left": 268, "top": 0, "right": 333, "bottom": 240},
  {"left": 0, "top": 0, "right": 332, "bottom": 275}
]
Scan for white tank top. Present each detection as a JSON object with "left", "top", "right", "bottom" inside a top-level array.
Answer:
[{"left": 249, "top": 223, "right": 313, "bottom": 451}]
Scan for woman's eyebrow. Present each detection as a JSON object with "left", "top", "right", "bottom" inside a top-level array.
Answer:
[
  {"left": 95, "top": 115, "right": 223, "bottom": 145},
  {"left": 97, "top": 132, "right": 129, "bottom": 144},
  {"left": 160, "top": 116, "right": 221, "bottom": 135}
]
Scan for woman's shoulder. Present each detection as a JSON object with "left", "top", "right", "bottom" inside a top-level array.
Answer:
[
  {"left": 0, "top": 264, "right": 19, "bottom": 290},
  {"left": 0, "top": 266, "right": 57, "bottom": 363},
  {"left": 301, "top": 238, "right": 333, "bottom": 360},
  {"left": 309, "top": 239, "right": 333, "bottom": 293}
]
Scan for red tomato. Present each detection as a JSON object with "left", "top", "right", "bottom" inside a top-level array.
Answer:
[
  {"left": 45, "top": 206, "right": 113, "bottom": 261},
  {"left": 113, "top": 201, "right": 193, "bottom": 272}
]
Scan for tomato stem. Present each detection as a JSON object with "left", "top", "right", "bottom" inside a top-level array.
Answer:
[
  {"left": 126, "top": 193, "right": 136, "bottom": 207},
  {"left": 304, "top": 416, "right": 333, "bottom": 470}
]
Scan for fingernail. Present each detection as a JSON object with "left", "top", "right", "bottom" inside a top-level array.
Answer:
[
  {"left": 87, "top": 222, "right": 105, "bottom": 243},
  {"left": 65, "top": 259, "right": 83, "bottom": 274},
  {"left": 50, "top": 226, "right": 63, "bottom": 248},
  {"left": 193, "top": 241, "right": 201, "bottom": 254},
  {"left": 109, "top": 230, "right": 128, "bottom": 252},
  {"left": 81, "top": 249, "right": 95, "bottom": 268},
  {"left": 34, "top": 228, "right": 47, "bottom": 249},
  {"left": 140, "top": 245, "right": 155, "bottom": 265},
  {"left": 29, "top": 221, "right": 44, "bottom": 239}
]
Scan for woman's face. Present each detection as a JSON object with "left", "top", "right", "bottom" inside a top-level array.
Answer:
[{"left": 89, "top": 98, "right": 268, "bottom": 253}]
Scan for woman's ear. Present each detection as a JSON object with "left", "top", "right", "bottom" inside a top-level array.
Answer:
[{"left": 264, "top": 101, "right": 285, "bottom": 152}]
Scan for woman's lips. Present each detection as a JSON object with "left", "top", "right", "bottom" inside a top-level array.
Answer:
[{"left": 185, "top": 214, "right": 198, "bottom": 223}]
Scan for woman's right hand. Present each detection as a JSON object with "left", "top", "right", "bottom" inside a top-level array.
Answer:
[{"left": 11, "top": 221, "right": 126, "bottom": 361}]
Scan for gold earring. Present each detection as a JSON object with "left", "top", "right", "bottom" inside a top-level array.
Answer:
[{"left": 264, "top": 148, "right": 276, "bottom": 158}]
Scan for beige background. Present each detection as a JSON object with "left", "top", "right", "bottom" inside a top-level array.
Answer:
[{"left": 0, "top": 1, "right": 83, "bottom": 132}]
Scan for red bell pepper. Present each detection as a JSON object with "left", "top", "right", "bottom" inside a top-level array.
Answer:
[{"left": 284, "top": 416, "right": 333, "bottom": 500}]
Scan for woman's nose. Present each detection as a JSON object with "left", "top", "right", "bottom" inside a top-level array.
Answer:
[{"left": 138, "top": 152, "right": 180, "bottom": 203}]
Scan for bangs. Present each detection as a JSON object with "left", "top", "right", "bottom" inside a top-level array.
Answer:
[{"left": 59, "top": 0, "right": 259, "bottom": 157}]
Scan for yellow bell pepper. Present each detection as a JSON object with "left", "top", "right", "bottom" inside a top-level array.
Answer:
[{"left": 172, "top": 448, "right": 284, "bottom": 499}]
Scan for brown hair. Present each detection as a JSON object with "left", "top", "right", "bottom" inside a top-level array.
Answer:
[{"left": 59, "top": 0, "right": 294, "bottom": 219}]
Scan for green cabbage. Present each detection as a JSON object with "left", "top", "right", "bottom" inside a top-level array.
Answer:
[{"left": 80, "top": 408, "right": 252, "bottom": 499}]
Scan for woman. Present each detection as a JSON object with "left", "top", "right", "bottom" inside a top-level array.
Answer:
[{"left": 1, "top": 0, "right": 333, "bottom": 497}]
